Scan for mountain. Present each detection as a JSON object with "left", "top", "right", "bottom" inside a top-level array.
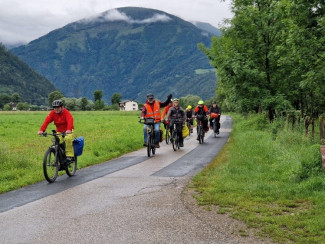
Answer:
[
  {"left": 192, "top": 21, "right": 221, "bottom": 36},
  {"left": 12, "top": 7, "right": 217, "bottom": 102},
  {"left": 0, "top": 44, "right": 56, "bottom": 105}
]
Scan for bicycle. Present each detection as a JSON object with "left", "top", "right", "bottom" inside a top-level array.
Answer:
[
  {"left": 210, "top": 113, "right": 220, "bottom": 138},
  {"left": 170, "top": 119, "right": 183, "bottom": 151},
  {"left": 164, "top": 120, "right": 171, "bottom": 144},
  {"left": 196, "top": 116, "right": 206, "bottom": 144},
  {"left": 41, "top": 130, "right": 77, "bottom": 183},
  {"left": 139, "top": 117, "right": 156, "bottom": 157}
]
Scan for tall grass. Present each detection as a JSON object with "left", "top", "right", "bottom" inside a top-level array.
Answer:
[
  {"left": 0, "top": 111, "right": 143, "bottom": 193},
  {"left": 190, "top": 113, "right": 325, "bottom": 243}
]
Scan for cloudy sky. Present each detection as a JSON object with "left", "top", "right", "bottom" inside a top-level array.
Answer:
[{"left": 0, "top": 0, "right": 233, "bottom": 46}]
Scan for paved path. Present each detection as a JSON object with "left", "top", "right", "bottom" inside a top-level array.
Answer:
[{"left": 0, "top": 115, "right": 269, "bottom": 243}]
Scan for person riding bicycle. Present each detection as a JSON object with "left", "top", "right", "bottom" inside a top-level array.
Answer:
[
  {"left": 209, "top": 101, "right": 221, "bottom": 134},
  {"left": 37, "top": 99, "right": 74, "bottom": 164},
  {"left": 141, "top": 93, "right": 172, "bottom": 148},
  {"left": 166, "top": 98, "right": 186, "bottom": 147},
  {"left": 161, "top": 100, "right": 173, "bottom": 129},
  {"left": 194, "top": 100, "right": 209, "bottom": 139},
  {"left": 185, "top": 105, "right": 194, "bottom": 133}
]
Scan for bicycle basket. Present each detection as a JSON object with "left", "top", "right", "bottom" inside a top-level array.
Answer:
[
  {"left": 210, "top": 113, "right": 219, "bottom": 119},
  {"left": 144, "top": 118, "right": 155, "bottom": 125}
]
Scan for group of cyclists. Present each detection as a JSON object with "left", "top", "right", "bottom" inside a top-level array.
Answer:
[
  {"left": 141, "top": 93, "right": 221, "bottom": 149},
  {"left": 37, "top": 93, "right": 221, "bottom": 162}
]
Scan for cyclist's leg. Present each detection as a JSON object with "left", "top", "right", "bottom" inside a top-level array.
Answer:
[
  {"left": 209, "top": 118, "right": 213, "bottom": 128},
  {"left": 154, "top": 122, "right": 161, "bottom": 144},
  {"left": 65, "top": 133, "right": 74, "bottom": 157}
]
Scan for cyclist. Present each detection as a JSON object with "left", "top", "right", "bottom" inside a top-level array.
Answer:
[
  {"left": 37, "top": 100, "right": 74, "bottom": 164},
  {"left": 166, "top": 98, "right": 186, "bottom": 147},
  {"left": 194, "top": 100, "right": 209, "bottom": 140},
  {"left": 185, "top": 105, "right": 194, "bottom": 133},
  {"left": 161, "top": 100, "right": 173, "bottom": 129},
  {"left": 141, "top": 93, "right": 172, "bottom": 148},
  {"left": 209, "top": 101, "right": 221, "bottom": 134}
]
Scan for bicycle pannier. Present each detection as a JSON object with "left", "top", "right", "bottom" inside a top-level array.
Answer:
[{"left": 73, "top": 136, "right": 84, "bottom": 156}]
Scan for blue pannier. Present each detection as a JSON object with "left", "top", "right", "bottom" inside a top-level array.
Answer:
[{"left": 73, "top": 136, "right": 84, "bottom": 156}]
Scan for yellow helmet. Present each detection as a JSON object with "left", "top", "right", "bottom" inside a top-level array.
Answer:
[
  {"left": 198, "top": 100, "right": 204, "bottom": 105},
  {"left": 187, "top": 105, "right": 192, "bottom": 109}
]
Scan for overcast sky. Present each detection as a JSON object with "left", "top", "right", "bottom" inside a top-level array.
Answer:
[{"left": 0, "top": 0, "right": 233, "bottom": 46}]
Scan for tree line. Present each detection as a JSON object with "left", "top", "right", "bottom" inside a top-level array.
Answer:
[{"left": 199, "top": 0, "right": 324, "bottom": 122}]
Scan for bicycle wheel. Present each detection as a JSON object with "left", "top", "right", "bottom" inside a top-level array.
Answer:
[
  {"left": 171, "top": 131, "right": 177, "bottom": 151},
  {"left": 152, "top": 133, "right": 156, "bottom": 155},
  {"left": 65, "top": 156, "right": 77, "bottom": 176},
  {"left": 198, "top": 126, "right": 203, "bottom": 144},
  {"left": 213, "top": 122, "right": 217, "bottom": 137},
  {"left": 43, "top": 148, "right": 59, "bottom": 183},
  {"left": 147, "top": 134, "right": 151, "bottom": 157}
]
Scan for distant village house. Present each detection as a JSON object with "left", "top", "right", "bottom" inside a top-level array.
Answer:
[{"left": 119, "top": 100, "right": 138, "bottom": 111}]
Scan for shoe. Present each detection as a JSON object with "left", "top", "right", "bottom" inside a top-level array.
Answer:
[
  {"left": 143, "top": 143, "right": 147, "bottom": 147},
  {"left": 216, "top": 130, "right": 219, "bottom": 135},
  {"left": 190, "top": 129, "right": 193, "bottom": 133},
  {"left": 155, "top": 144, "right": 160, "bottom": 148},
  {"left": 180, "top": 142, "right": 184, "bottom": 147},
  {"left": 64, "top": 157, "right": 72, "bottom": 165},
  {"left": 196, "top": 136, "right": 199, "bottom": 140}
]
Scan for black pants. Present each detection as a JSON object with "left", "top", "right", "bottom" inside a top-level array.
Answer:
[
  {"left": 170, "top": 123, "right": 183, "bottom": 143},
  {"left": 197, "top": 117, "right": 208, "bottom": 131}
]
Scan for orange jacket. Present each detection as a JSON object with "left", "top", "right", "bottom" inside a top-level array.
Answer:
[
  {"left": 143, "top": 100, "right": 161, "bottom": 122},
  {"left": 161, "top": 104, "right": 172, "bottom": 120}
]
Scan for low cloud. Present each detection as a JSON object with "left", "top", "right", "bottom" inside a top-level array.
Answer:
[{"left": 81, "top": 9, "right": 172, "bottom": 24}]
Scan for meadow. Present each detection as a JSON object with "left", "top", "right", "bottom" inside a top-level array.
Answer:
[
  {"left": 190, "top": 113, "right": 325, "bottom": 243},
  {"left": 0, "top": 111, "right": 144, "bottom": 193}
]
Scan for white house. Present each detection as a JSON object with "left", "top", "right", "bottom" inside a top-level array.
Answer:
[{"left": 119, "top": 100, "right": 138, "bottom": 111}]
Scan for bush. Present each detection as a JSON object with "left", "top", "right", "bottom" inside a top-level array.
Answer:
[{"left": 297, "top": 144, "right": 323, "bottom": 181}]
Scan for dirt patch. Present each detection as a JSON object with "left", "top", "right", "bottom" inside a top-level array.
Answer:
[{"left": 181, "top": 187, "right": 274, "bottom": 244}]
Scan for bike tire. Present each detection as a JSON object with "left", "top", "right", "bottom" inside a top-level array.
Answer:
[
  {"left": 152, "top": 134, "right": 156, "bottom": 155},
  {"left": 65, "top": 156, "right": 77, "bottom": 176},
  {"left": 198, "top": 126, "right": 202, "bottom": 144},
  {"left": 43, "top": 148, "right": 59, "bottom": 183},
  {"left": 147, "top": 134, "right": 151, "bottom": 157},
  {"left": 171, "top": 131, "right": 177, "bottom": 151},
  {"left": 213, "top": 122, "right": 217, "bottom": 137}
]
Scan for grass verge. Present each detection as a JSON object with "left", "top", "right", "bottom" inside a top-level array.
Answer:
[{"left": 190, "top": 113, "right": 325, "bottom": 243}]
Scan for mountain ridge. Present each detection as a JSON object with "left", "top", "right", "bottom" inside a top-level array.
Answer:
[{"left": 12, "top": 7, "right": 217, "bottom": 102}]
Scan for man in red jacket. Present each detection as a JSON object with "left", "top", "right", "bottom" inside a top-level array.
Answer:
[{"left": 38, "top": 99, "right": 74, "bottom": 161}]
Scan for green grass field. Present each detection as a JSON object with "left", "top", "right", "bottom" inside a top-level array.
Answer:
[
  {"left": 0, "top": 111, "right": 144, "bottom": 193},
  {"left": 190, "top": 113, "right": 325, "bottom": 243},
  {"left": 2, "top": 111, "right": 325, "bottom": 242}
]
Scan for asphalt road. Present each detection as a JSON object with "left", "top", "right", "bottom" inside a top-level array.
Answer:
[{"left": 0, "top": 115, "right": 269, "bottom": 244}]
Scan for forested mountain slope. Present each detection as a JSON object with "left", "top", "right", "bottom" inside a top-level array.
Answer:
[
  {"left": 12, "top": 7, "right": 217, "bottom": 102},
  {"left": 0, "top": 44, "right": 56, "bottom": 105}
]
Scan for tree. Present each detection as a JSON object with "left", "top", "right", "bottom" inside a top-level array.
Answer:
[
  {"left": 111, "top": 93, "right": 122, "bottom": 105},
  {"left": 48, "top": 91, "right": 64, "bottom": 107},
  {"left": 11, "top": 93, "right": 21, "bottom": 103},
  {"left": 0, "top": 94, "right": 11, "bottom": 109},
  {"left": 16, "top": 102, "right": 29, "bottom": 111},
  {"left": 94, "top": 90, "right": 103, "bottom": 102},
  {"left": 80, "top": 97, "right": 88, "bottom": 111}
]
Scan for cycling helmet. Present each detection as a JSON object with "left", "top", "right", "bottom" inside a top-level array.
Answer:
[
  {"left": 147, "top": 93, "right": 154, "bottom": 99},
  {"left": 173, "top": 98, "right": 179, "bottom": 101},
  {"left": 212, "top": 101, "right": 217, "bottom": 104},
  {"left": 52, "top": 99, "right": 63, "bottom": 107},
  {"left": 198, "top": 100, "right": 204, "bottom": 105},
  {"left": 187, "top": 105, "right": 192, "bottom": 109}
]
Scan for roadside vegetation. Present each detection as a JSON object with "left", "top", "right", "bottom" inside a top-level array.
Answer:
[
  {"left": 0, "top": 111, "right": 143, "bottom": 193},
  {"left": 190, "top": 113, "right": 325, "bottom": 243}
]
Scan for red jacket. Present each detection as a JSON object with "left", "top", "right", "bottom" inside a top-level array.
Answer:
[{"left": 40, "top": 108, "right": 74, "bottom": 133}]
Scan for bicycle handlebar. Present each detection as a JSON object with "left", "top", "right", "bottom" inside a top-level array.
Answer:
[{"left": 40, "top": 130, "right": 66, "bottom": 137}]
